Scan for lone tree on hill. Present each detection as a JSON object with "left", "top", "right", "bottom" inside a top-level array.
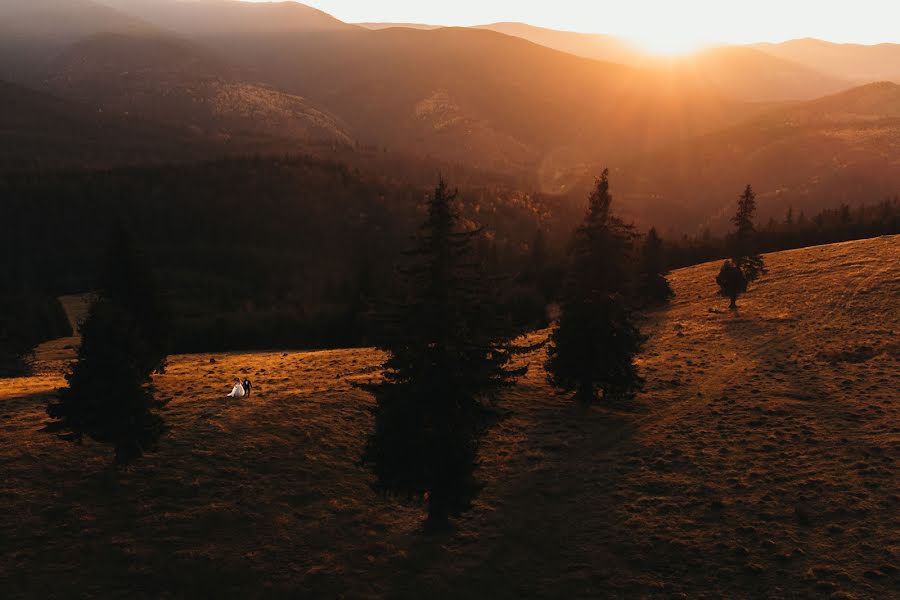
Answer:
[
  {"left": 716, "top": 261, "right": 747, "bottom": 309},
  {"left": 546, "top": 169, "right": 645, "bottom": 403},
  {"left": 637, "top": 227, "right": 674, "bottom": 306},
  {"left": 717, "top": 184, "right": 767, "bottom": 308},
  {"left": 362, "top": 178, "right": 528, "bottom": 530},
  {"left": 46, "top": 227, "right": 170, "bottom": 467}
]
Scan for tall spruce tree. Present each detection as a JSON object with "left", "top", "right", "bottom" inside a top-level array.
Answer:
[
  {"left": 363, "top": 178, "right": 526, "bottom": 530},
  {"left": 637, "top": 227, "right": 674, "bottom": 306},
  {"left": 100, "top": 226, "right": 170, "bottom": 374},
  {"left": 717, "top": 184, "right": 767, "bottom": 308},
  {"left": 546, "top": 169, "right": 645, "bottom": 403},
  {"left": 46, "top": 227, "right": 169, "bottom": 467}
]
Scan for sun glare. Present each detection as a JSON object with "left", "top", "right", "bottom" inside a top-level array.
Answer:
[{"left": 626, "top": 32, "right": 713, "bottom": 57}]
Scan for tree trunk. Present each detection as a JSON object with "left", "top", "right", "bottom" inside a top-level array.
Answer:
[
  {"left": 729, "top": 295, "right": 738, "bottom": 309},
  {"left": 575, "top": 380, "right": 594, "bottom": 404},
  {"left": 114, "top": 442, "right": 127, "bottom": 469}
]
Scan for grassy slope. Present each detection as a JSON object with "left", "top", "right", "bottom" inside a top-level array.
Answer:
[{"left": 1, "top": 236, "right": 898, "bottom": 598}]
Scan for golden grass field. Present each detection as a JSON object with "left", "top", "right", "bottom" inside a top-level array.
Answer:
[{"left": 1, "top": 236, "right": 898, "bottom": 599}]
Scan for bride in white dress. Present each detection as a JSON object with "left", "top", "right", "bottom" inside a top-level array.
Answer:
[{"left": 227, "top": 380, "right": 245, "bottom": 398}]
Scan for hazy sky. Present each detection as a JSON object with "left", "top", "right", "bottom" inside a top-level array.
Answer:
[{"left": 284, "top": 0, "right": 900, "bottom": 52}]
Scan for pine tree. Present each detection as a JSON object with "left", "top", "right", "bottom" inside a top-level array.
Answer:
[
  {"left": 731, "top": 184, "right": 767, "bottom": 284},
  {"left": 718, "top": 184, "right": 767, "bottom": 308},
  {"left": 637, "top": 227, "right": 674, "bottom": 306},
  {"left": 546, "top": 169, "right": 645, "bottom": 403},
  {"left": 362, "top": 178, "right": 527, "bottom": 530},
  {"left": 46, "top": 227, "right": 169, "bottom": 467},
  {"left": 785, "top": 206, "right": 794, "bottom": 228},
  {"left": 716, "top": 260, "right": 746, "bottom": 309},
  {"left": 100, "top": 226, "right": 169, "bottom": 375}
]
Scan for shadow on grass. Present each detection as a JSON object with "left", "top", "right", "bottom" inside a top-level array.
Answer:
[{"left": 379, "top": 397, "right": 643, "bottom": 599}]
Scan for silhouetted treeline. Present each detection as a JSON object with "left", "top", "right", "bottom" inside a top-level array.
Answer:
[
  {"left": 1, "top": 155, "right": 560, "bottom": 353},
  {"left": 665, "top": 198, "right": 900, "bottom": 270},
  {"left": 0, "top": 291, "right": 71, "bottom": 375}
]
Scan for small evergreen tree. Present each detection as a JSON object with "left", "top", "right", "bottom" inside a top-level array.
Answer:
[
  {"left": 716, "top": 260, "right": 746, "bottom": 309},
  {"left": 46, "top": 227, "right": 169, "bottom": 467},
  {"left": 785, "top": 206, "right": 794, "bottom": 228},
  {"left": 637, "top": 226, "right": 674, "bottom": 306},
  {"left": 731, "top": 184, "right": 767, "bottom": 285},
  {"left": 363, "top": 178, "right": 526, "bottom": 530},
  {"left": 718, "top": 184, "right": 767, "bottom": 308},
  {"left": 546, "top": 169, "right": 645, "bottom": 403}
]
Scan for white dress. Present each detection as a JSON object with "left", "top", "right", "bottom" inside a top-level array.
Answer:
[{"left": 228, "top": 383, "right": 245, "bottom": 398}]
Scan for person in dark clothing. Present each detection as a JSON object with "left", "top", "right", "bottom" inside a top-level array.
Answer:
[{"left": 242, "top": 379, "right": 252, "bottom": 398}]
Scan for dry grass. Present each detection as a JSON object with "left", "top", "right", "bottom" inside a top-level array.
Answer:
[{"left": 1, "top": 236, "right": 898, "bottom": 598}]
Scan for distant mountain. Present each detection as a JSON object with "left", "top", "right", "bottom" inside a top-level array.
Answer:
[
  {"left": 0, "top": 0, "right": 354, "bottom": 148},
  {"left": 0, "top": 0, "right": 153, "bottom": 82},
  {"left": 665, "top": 46, "right": 851, "bottom": 102},
  {"left": 0, "top": 79, "right": 208, "bottom": 170},
  {"left": 202, "top": 26, "right": 756, "bottom": 179},
  {"left": 357, "top": 23, "right": 443, "bottom": 31},
  {"left": 753, "top": 39, "right": 900, "bottom": 84},
  {"left": 472, "top": 23, "right": 850, "bottom": 102},
  {"left": 619, "top": 82, "right": 900, "bottom": 232},
  {"left": 45, "top": 33, "right": 353, "bottom": 146},
  {"left": 474, "top": 22, "right": 644, "bottom": 66},
  {"left": 0, "top": 0, "right": 150, "bottom": 40},
  {"left": 97, "top": 0, "right": 358, "bottom": 35}
]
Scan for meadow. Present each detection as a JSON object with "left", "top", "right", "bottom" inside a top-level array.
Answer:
[{"left": 1, "top": 236, "right": 897, "bottom": 599}]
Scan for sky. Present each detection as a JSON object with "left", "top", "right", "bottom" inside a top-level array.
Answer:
[{"left": 280, "top": 0, "right": 900, "bottom": 53}]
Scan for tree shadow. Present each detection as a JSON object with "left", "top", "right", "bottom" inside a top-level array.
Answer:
[{"left": 379, "top": 393, "right": 646, "bottom": 599}]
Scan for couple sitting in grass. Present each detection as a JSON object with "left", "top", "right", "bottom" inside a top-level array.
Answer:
[{"left": 227, "top": 378, "right": 252, "bottom": 398}]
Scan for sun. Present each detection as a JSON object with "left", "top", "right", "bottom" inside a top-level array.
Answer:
[{"left": 626, "top": 32, "right": 713, "bottom": 57}]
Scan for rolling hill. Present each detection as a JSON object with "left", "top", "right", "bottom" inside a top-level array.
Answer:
[
  {"left": 0, "top": 79, "right": 213, "bottom": 170},
  {"left": 45, "top": 33, "right": 353, "bottom": 146},
  {"left": 356, "top": 22, "right": 443, "bottom": 31},
  {"left": 96, "top": 0, "right": 358, "bottom": 35},
  {"left": 618, "top": 82, "right": 900, "bottom": 233},
  {"left": 474, "top": 22, "right": 644, "bottom": 66},
  {"left": 4, "top": 0, "right": 898, "bottom": 222},
  {"left": 0, "top": 0, "right": 153, "bottom": 83},
  {"left": 1, "top": 0, "right": 353, "bottom": 149},
  {"left": 665, "top": 45, "right": 851, "bottom": 102},
  {"left": 754, "top": 38, "right": 900, "bottom": 84},
  {"left": 202, "top": 26, "right": 754, "bottom": 177},
  {"left": 3, "top": 235, "right": 897, "bottom": 598},
  {"left": 474, "top": 23, "right": 851, "bottom": 102}
]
